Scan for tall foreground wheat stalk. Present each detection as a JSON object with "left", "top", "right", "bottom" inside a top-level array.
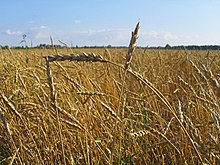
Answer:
[
  {"left": 118, "top": 22, "right": 140, "bottom": 116},
  {"left": 124, "top": 21, "right": 140, "bottom": 70}
]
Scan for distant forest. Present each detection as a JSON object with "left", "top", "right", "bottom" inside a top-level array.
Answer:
[
  {"left": 1, "top": 44, "right": 220, "bottom": 50},
  {"left": 155, "top": 44, "right": 220, "bottom": 50}
]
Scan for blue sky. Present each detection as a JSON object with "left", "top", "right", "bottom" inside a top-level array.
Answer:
[{"left": 1, "top": 0, "right": 220, "bottom": 47}]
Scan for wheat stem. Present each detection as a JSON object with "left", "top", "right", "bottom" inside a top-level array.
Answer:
[
  {"left": 118, "top": 21, "right": 140, "bottom": 116},
  {"left": 0, "top": 106, "right": 22, "bottom": 164},
  {"left": 45, "top": 57, "right": 66, "bottom": 165},
  {"left": 106, "top": 61, "right": 204, "bottom": 163},
  {"left": 0, "top": 92, "right": 43, "bottom": 164}
]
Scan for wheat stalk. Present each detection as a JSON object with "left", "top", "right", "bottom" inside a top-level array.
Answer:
[
  {"left": 45, "top": 57, "right": 66, "bottom": 165},
  {"left": 104, "top": 48, "right": 112, "bottom": 61},
  {"left": 50, "top": 35, "right": 58, "bottom": 54},
  {"left": 101, "top": 101, "right": 121, "bottom": 122},
  {"left": 58, "top": 39, "right": 70, "bottom": 47},
  {"left": 45, "top": 57, "right": 56, "bottom": 102},
  {"left": 131, "top": 127, "right": 180, "bottom": 154},
  {"left": 77, "top": 91, "right": 105, "bottom": 96},
  {"left": 118, "top": 22, "right": 140, "bottom": 116},
  {"left": 189, "top": 60, "right": 209, "bottom": 86},
  {"left": 177, "top": 99, "right": 184, "bottom": 123},
  {"left": 125, "top": 68, "right": 203, "bottom": 163},
  {"left": 108, "top": 60, "right": 204, "bottom": 163},
  {"left": 44, "top": 52, "right": 107, "bottom": 63},
  {"left": 178, "top": 75, "right": 218, "bottom": 107},
  {"left": 124, "top": 21, "right": 140, "bottom": 70},
  {"left": 0, "top": 92, "right": 22, "bottom": 118},
  {"left": 9, "top": 148, "right": 20, "bottom": 165},
  {"left": 60, "top": 118, "right": 82, "bottom": 130},
  {"left": 130, "top": 130, "right": 149, "bottom": 137},
  {"left": 0, "top": 106, "right": 22, "bottom": 164},
  {"left": 210, "top": 111, "right": 220, "bottom": 133},
  {"left": 184, "top": 115, "right": 204, "bottom": 147},
  {"left": 201, "top": 63, "right": 220, "bottom": 97},
  {"left": 178, "top": 76, "right": 197, "bottom": 95},
  {"left": 146, "top": 126, "right": 181, "bottom": 154},
  {"left": 0, "top": 92, "right": 43, "bottom": 163},
  {"left": 164, "top": 117, "right": 175, "bottom": 135}
]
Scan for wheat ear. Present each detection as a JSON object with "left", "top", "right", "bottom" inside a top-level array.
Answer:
[
  {"left": 146, "top": 126, "right": 180, "bottom": 154},
  {"left": 130, "top": 130, "right": 149, "bottom": 137},
  {"left": 44, "top": 52, "right": 107, "bottom": 62},
  {"left": 101, "top": 101, "right": 121, "bottom": 122},
  {"left": 50, "top": 35, "right": 58, "bottom": 54},
  {"left": 177, "top": 99, "right": 184, "bottom": 123},
  {"left": 118, "top": 22, "right": 140, "bottom": 116},
  {"left": 201, "top": 64, "right": 220, "bottom": 97},
  {"left": 164, "top": 117, "right": 175, "bottom": 135},
  {"left": 124, "top": 21, "right": 140, "bottom": 69},
  {"left": 58, "top": 39, "right": 70, "bottom": 47}
]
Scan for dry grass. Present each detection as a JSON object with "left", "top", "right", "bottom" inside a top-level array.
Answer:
[{"left": 0, "top": 34, "right": 220, "bottom": 164}]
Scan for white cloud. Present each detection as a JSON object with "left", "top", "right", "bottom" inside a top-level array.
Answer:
[
  {"left": 74, "top": 20, "right": 81, "bottom": 24},
  {"left": 5, "top": 29, "right": 21, "bottom": 35},
  {"left": 28, "top": 20, "right": 35, "bottom": 24},
  {"left": 1, "top": 26, "right": 202, "bottom": 47},
  {"left": 78, "top": 29, "right": 113, "bottom": 35},
  {"left": 163, "top": 32, "right": 178, "bottom": 40},
  {"left": 57, "top": 28, "right": 219, "bottom": 46},
  {"left": 147, "top": 31, "right": 159, "bottom": 38},
  {"left": 140, "top": 30, "right": 198, "bottom": 46},
  {"left": 35, "top": 31, "right": 49, "bottom": 39},
  {"left": 27, "top": 25, "right": 50, "bottom": 39},
  {"left": 40, "top": 25, "right": 47, "bottom": 29},
  {"left": 66, "top": 28, "right": 130, "bottom": 46},
  {"left": 143, "top": 31, "right": 179, "bottom": 40},
  {"left": 30, "top": 25, "right": 47, "bottom": 30}
]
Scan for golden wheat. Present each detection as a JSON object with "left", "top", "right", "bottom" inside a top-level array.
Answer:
[
  {"left": 124, "top": 22, "right": 140, "bottom": 69},
  {"left": 45, "top": 52, "right": 107, "bottom": 63},
  {"left": 1, "top": 29, "right": 220, "bottom": 164}
]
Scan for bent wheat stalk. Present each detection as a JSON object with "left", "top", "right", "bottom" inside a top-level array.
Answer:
[
  {"left": 44, "top": 52, "right": 107, "bottom": 63},
  {"left": 107, "top": 61, "right": 204, "bottom": 163},
  {"left": 127, "top": 69, "right": 203, "bottom": 163},
  {"left": 201, "top": 63, "right": 220, "bottom": 97},
  {"left": 44, "top": 53, "right": 108, "bottom": 164}
]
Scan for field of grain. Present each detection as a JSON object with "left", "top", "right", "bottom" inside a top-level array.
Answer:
[{"left": 0, "top": 46, "right": 219, "bottom": 164}]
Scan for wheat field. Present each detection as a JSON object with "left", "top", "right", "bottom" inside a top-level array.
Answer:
[{"left": 0, "top": 45, "right": 219, "bottom": 164}]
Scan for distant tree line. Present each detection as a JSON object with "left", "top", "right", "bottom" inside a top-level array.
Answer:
[
  {"left": 0, "top": 44, "right": 119, "bottom": 49},
  {"left": 1, "top": 44, "right": 220, "bottom": 50},
  {"left": 145, "top": 44, "right": 220, "bottom": 50}
]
